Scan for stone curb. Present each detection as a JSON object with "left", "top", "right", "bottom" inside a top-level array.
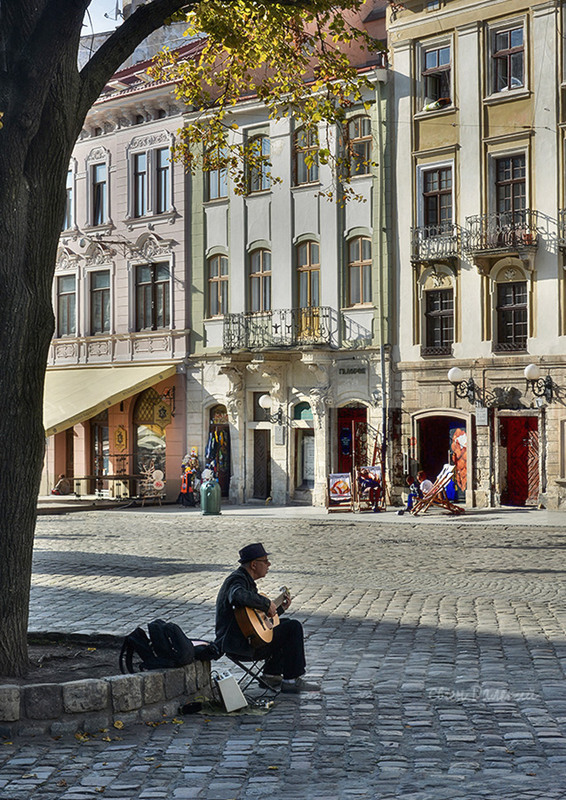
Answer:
[{"left": 0, "top": 660, "right": 212, "bottom": 737}]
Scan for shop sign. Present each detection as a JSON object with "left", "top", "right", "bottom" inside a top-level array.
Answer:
[{"left": 475, "top": 407, "right": 489, "bottom": 426}]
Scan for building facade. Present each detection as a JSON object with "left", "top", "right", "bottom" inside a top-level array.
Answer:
[
  {"left": 389, "top": 0, "right": 566, "bottom": 508},
  {"left": 42, "top": 41, "right": 202, "bottom": 500},
  {"left": 43, "top": 4, "right": 393, "bottom": 506},
  {"left": 186, "top": 67, "right": 391, "bottom": 507}
]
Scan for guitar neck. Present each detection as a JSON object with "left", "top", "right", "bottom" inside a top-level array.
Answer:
[{"left": 273, "top": 587, "right": 290, "bottom": 608}]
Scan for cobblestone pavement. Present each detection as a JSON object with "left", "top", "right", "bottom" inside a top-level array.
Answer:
[{"left": 3, "top": 505, "right": 566, "bottom": 799}]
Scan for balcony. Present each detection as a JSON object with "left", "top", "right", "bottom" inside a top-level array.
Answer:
[
  {"left": 464, "top": 210, "right": 539, "bottom": 254},
  {"left": 223, "top": 307, "right": 336, "bottom": 352},
  {"left": 411, "top": 223, "right": 460, "bottom": 262}
]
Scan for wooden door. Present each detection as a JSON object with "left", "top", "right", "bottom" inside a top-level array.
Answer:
[
  {"left": 502, "top": 416, "right": 539, "bottom": 506},
  {"left": 337, "top": 407, "right": 367, "bottom": 474},
  {"left": 253, "top": 429, "right": 271, "bottom": 499}
]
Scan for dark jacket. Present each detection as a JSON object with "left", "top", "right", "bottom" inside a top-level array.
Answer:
[{"left": 215, "top": 566, "right": 271, "bottom": 658}]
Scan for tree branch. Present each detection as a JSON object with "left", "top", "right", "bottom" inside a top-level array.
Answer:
[{"left": 78, "top": 0, "right": 194, "bottom": 118}]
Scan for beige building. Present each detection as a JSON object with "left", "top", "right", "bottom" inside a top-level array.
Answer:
[
  {"left": 389, "top": 0, "right": 566, "bottom": 508},
  {"left": 42, "top": 40, "right": 200, "bottom": 501}
]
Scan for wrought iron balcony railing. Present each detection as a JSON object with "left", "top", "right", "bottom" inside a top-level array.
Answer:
[
  {"left": 411, "top": 223, "right": 461, "bottom": 262},
  {"left": 420, "top": 344, "right": 453, "bottom": 358},
  {"left": 223, "top": 306, "right": 336, "bottom": 352},
  {"left": 464, "top": 210, "right": 539, "bottom": 253}
]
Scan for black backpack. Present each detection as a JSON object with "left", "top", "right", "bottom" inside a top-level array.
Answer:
[{"left": 119, "top": 619, "right": 195, "bottom": 674}]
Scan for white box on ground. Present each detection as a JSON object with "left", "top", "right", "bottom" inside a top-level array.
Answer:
[{"left": 216, "top": 671, "right": 248, "bottom": 712}]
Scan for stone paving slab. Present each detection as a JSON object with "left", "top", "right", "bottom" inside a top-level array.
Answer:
[{"left": 2, "top": 508, "right": 566, "bottom": 798}]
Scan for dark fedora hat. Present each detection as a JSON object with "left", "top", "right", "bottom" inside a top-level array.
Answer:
[{"left": 238, "top": 542, "right": 270, "bottom": 564}]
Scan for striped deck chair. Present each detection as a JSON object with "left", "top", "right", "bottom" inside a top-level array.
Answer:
[
  {"left": 326, "top": 473, "right": 354, "bottom": 512},
  {"left": 410, "top": 464, "right": 465, "bottom": 516}
]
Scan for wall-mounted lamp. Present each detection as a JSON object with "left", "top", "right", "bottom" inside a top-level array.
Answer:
[
  {"left": 524, "top": 363, "right": 554, "bottom": 403},
  {"left": 258, "top": 393, "right": 283, "bottom": 424},
  {"left": 447, "top": 367, "right": 478, "bottom": 404}
]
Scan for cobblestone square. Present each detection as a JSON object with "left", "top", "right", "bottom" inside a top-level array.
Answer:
[{"left": 2, "top": 506, "right": 566, "bottom": 799}]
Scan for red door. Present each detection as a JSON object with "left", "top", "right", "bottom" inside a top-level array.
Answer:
[
  {"left": 337, "top": 407, "right": 367, "bottom": 474},
  {"left": 501, "top": 416, "right": 539, "bottom": 506}
]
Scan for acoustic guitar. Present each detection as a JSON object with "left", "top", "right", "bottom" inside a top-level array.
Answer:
[{"left": 234, "top": 586, "right": 291, "bottom": 647}]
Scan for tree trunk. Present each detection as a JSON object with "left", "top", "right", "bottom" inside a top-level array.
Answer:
[{"left": 0, "top": 0, "right": 192, "bottom": 677}]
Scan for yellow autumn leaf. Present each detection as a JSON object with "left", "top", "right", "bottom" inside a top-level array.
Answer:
[{"left": 113, "top": 720, "right": 124, "bottom": 729}]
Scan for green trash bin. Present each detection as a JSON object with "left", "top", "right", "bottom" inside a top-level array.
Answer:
[{"left": 201, "top": 479, "right": 221, "bottom": 515}]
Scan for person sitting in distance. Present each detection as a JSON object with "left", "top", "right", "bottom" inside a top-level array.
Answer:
[
  {"left": 397, "top": 475, "right": 422, "bottom": 515},
  {"left": 417, "top": 470, "right": 433, "bottom": 496},
  {"left": 214, "top": 542, "right": 319, "bottom": 694},
  {"left": 51, "top": 474, "right": 71, "bottom": 495}
]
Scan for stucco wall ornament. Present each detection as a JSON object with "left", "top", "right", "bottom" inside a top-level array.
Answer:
[
  {"left": 431, "top": 272, "right": 447, "bottom": 288},
  {"left": 490, "top": 386, "right": 525, "bottom": 409},
  {"left": 219, "top": 365, "right": 245, "bottom": 424},
  {"left": 85, "top": 244, "right": 113, "bottom": 268},
  {"left": 309, "top": 386, "right": 332, "bottom": 429},
  {"left": 307, "top": 363, "right": 329, "bottom": 384},
  {"left": 503, "top": 268, "right": 517, "bottom": 282},
  {"left": 127, "top": 131, "right": 171, "bottom": 152}
]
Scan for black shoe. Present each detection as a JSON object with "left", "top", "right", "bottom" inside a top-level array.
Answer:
[
  {"left": 280, "top": 678, "right": 320, "bottom": 694},
  {"left": 261, "top": 673, "right": 282, "bottom": 688}
]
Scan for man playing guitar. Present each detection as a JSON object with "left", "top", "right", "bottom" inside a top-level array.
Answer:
[{"left": 215, "top": 542, "right": 319, "bottom": 693}]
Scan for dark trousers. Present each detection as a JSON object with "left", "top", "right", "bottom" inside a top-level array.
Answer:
[{"left": 254, "top": 617, "right": 306, "bottom": 680}]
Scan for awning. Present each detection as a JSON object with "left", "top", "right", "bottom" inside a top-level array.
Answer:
[{"left": 44, "top": 364, "right": 177, "bottom": 437}]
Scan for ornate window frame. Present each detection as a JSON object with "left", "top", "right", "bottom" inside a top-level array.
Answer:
[
  {"left": 488, "top": 257, "right": 532, "bottom": 352},
  {"left": 125, "top": 130, "right": 175, "bottom": 222},
  {"left": 85, "top": 146, "right": 111, "bottom": 230},
  {"left": 417, "top": 263, "right": 456, "bottom": 356}
]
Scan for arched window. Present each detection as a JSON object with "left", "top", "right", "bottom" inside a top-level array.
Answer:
[
  {"left": 347, "top": 237, "right": 372, "bottom": 305},
  {"left": 293, "top": 126, "right": 319, "bottom": 186},
  {"left": 347, "top": 115, "right": 372, "bottom": 176},
  {"left": 207, "top": 255, "right": 229, "bottom": 317},
  {"left": 205, "top": 144, "right": 228, "bottom": 200},
  {"left": 296, "top": 241, "right": 320, "bottom": 308},
  {"left": 249, "top": 249, "right": 271, "bottom": 312},
  {"left": 248, "top": 135, "right": 271, "bottom": 193}
]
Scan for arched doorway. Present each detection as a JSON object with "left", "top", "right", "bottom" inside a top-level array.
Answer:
[
  {"left": 207, "top": 404, "right": 231, "bottom": 497},
  {"left": 416, "top": 413, "right": 468, "bottom": 502},
  {"left": 133, "top": 388, "right": 167, "bottom": 475}
]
